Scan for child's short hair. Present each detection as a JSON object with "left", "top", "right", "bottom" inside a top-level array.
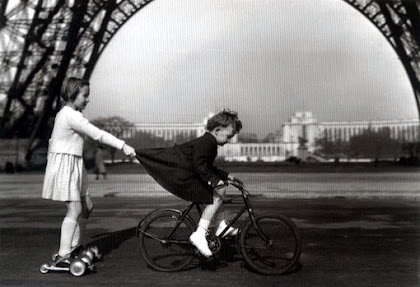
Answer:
[
  {"left": 206, "top": 109, "right": 243, "bottom": 133},
  {"left": 60, "top": 77, "right": 89, "bottom": 102}
]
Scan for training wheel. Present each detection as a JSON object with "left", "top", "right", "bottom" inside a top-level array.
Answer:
[
  {"left": 69, "top": 259, "right": 86, "bottom": 277},
  {"left": 81, "top": 249, "right": 95, "bottom": 261},
  {"left": 80, "top": 255, "right": 93, "bottom": 267},
  {"left": 39, "top": 263, "right": 49, "bottom": 274},
  {"left": 89, "top": 245, "right": 101, "bottom": 259}
]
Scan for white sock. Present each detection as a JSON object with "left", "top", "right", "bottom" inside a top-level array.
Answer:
[
  {"left": 197, "top": 218, "right": 210, "bottom": 235},
  {"left": 71, "top": 218, "right": 88, "bottom": 248},
  {"left": 58, "top": 217, "right": 77, "bottom": 257}
]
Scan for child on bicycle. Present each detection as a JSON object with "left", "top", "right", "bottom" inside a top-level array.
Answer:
[
  {"left": 42, "top": 77, "right": 136, "bottom": 264},
  {"left": 136, "top": 109, "right": 242, "bottom": 257}
]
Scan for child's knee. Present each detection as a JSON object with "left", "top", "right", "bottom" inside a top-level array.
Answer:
[
  {"left": 66, "top": 201, "right": 83, "bottom": 219},
  {"left": 214, "top": 187, "right": 226, "bottom": 200},
  {"left": 213, "top": 193, "right": 224, "bottom": 205}
]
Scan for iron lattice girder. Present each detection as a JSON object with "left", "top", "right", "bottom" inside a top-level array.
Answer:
[
  {"left": 0, "top": 0, "right": 155, "bottom": 140},
  {"left": 0, "top": 0, "right": 418, "bottom": 154},
  {"left": 343, "top": 0, "right": 420, "bottom": 105}
]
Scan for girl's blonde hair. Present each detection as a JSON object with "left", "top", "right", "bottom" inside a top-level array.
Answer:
[
  {"left": 206, "top": 108, "right": 242, "bottom": 133},
  {"left": 60, "top": 77, "right": 89, "bottom": 102}
]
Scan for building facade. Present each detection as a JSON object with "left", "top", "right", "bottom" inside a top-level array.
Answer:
[
  {"left": 122, "top": 123, "right": 205, "bottom": 141},
  {"left": 281, "top": 112, "right": 420, "bottom": 157},
  {"left": 122, "top": 112, "right": 419, "bottom": 162}
]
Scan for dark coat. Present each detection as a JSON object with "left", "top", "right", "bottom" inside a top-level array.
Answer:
[{"left": 136, "top": 132, "right": 229, "bottom": 204}]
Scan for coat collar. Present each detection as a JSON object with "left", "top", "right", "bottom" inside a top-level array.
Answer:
[{"left": 204, "top": 131, "right": 217, "bottom": 145}]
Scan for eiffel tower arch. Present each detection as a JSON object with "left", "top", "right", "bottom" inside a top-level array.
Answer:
[{"left": 0, "top": 0, "right": 419, "bottom": 159}]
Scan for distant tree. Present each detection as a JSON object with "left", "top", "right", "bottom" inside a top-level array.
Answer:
[
  {"left": 125, "top": 131, "right": 171, "bottom": 149},
  {"left": 348, "top": 127, "right": 400, "bottom": 160},
  {"left": 400, "top": 141, "right": 420, "bottom": 158},
  {"left": 85, "top": 116, "right": 133, "bottom": 163},
  {"left": 238, "top": 132, "right": 259, "bottom": 143},
  {"left": 261, "top": 133, "right": 276, "bottom": 143},
  {"left": 91, "top": 116, "right": 131, "bottom": 138},
  {"left": 315, "top": 137, "right": 349, "bottom": 160}
]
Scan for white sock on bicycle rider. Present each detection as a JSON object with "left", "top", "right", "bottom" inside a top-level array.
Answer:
[
  {"left": 58, "top": 217, "right": 77, "bottom": 257},
  {"left": 197, "top": 218, "right": 210, "bottom": 236},
  {"left": 71, "top": 217, "right": 87, "bottom": 248}
]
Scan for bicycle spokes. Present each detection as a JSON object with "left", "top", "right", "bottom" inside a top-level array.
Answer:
[
  {"left": 139, "top": 210, "right": 195, "bottom": 272},
  {"left": 240, "top": 214, "right": 301, "bottom": 275}
]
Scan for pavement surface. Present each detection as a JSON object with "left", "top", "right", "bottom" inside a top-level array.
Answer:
[
  {"left": 2, "top": 172, "right": 420, "bottom": 199},
  {"left": 0, "top": 196, "right": 419, "bottom": 287}
]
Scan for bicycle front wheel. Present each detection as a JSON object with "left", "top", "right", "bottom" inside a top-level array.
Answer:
[
  {"left": 239, "top": 213, "right": 301, "bottom": 275},
  {"left": 139, "top": 210, "right": 196, "bottom": 272}
]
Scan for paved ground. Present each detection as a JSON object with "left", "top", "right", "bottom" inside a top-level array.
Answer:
[
  {"left": 2, "top": 172, "right": 420, "bottom": 199},
  {"left": 0, "top": 196, "right": 419, "bottom": 287}
]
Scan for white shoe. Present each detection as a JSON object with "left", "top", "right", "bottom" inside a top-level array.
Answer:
[
  {"left": 189, "top": 231, "right": 213, "bottom": 257},
  {"left": 215, "top": 220, "right": 238, "bottom": 237}
]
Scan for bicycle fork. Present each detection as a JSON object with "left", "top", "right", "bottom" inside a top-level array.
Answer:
[{"left": 243, "top": 198, "right": 271, "bottom": 246}]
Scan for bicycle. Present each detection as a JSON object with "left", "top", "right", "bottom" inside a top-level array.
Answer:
[{"left": 137, "top": 179, "right": 302, "bottom": 275}]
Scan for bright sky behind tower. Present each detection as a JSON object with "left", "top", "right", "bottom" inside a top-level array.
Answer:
[{"left": 86, "top": 0, "right": 418, "bottom": 137}]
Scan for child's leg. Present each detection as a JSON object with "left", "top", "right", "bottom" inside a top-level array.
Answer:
[
  {"left": 72, "top": 195, "right": 94, "bottom": 248},
  {"left": 212, "top": 185, "right": 227, "bottom": 223},
  {"left": 214, "top": 205, "right": 238, "bottom": 237},
  {"left": 199, "top": 189, "right": 224, "bottom": 232},
  {"left": 209, "top": 187, "right": 238, "bottom": 237},
  {"left": 58, "top": 201, "right": 82, "bottom": 257},
  {"left": 189, "top": 188, "right": 225, "bottom": 257}
]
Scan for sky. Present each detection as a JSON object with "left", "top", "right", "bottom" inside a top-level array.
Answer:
[{"left": 86, "top": 0, "right": 418, "bottom": 137}]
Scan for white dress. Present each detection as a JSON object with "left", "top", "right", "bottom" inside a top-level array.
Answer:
[
  {"left": 42, "top": 106, "right": 125, "bottom": 202},
  {"left": 42, "top": 153, "right": 88, "bottom": 201}
]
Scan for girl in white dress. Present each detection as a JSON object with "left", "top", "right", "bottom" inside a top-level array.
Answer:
[{"left": 42, "top": 77, "right": 136, "bottom": 263}]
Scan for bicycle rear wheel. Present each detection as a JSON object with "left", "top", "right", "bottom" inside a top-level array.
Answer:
[
  {"left": 239, "top": 213, "right": 301, "bottom": 275},
  {"left": 138, "top": 210, "right": 196, "bottom": 272}
]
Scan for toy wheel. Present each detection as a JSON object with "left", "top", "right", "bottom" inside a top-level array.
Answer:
[
  {"left": 51, "top": 252, "right": 59, "bottom": 261},
  {"left": 80, "top": 255, "right": 93, "bottom": 267},
  {"left": 69, "top": 259, "right": 86, "bottom": 277},
  {"left": 80, "top": 249, "right": 95, "bottom": 261},
  {"left": 89, "top": 245, "right": 101, "bottom": 259},
  {"left": 39, "top": 263, "right": 49, "bottom": 274}
]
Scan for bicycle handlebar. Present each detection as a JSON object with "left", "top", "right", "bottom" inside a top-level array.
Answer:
[
  {"left": 224, "top": 179, "right": 251, "bottom": 197},
  {"left": 225, "top": 179, "right": 244, "bottom": 189}
]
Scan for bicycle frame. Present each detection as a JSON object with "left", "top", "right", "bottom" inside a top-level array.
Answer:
[
  {"left": 218, "top": 182, "right": 271, "bottom": 244},
  {"left": 138, "top": 180, "right": 271, "bottom": 248},
  {"left": 138, "top": 180, "right": 302, "bottom": 274}
]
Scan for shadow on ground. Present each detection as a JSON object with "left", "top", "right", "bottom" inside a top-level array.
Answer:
[{"left": 89, "top": 227, "right": 137, "bottom": 257}]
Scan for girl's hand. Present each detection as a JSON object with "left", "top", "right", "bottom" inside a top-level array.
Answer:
[{"left": 122, "top": 144, "right": 136, "bottom": 158}]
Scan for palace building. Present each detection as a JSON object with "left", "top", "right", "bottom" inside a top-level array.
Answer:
[
  {"left": 122, "top": 112, "right": 419, "bottom": 162},
  {"left": 282, "top": 112, "right": 420, "bottom": 157},
  {"left": 121, "top": 123, "right": 206, "bottom": 141}
]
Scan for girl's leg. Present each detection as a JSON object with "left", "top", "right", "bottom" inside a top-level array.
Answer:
[
  {"left": 189, "top": 188, "right": 225, "bottom": 257},
  {"left": 212, "top": 188, "right": 237, "bottom": 237},
  {"left": 72, "top": 195, "right": 94, "bottom": 248},
  {"left": 199, "top": 193, "right": 224, "bottom": 230},
  {"left": 214, "top": 206, "right": 238, "bottom": 237},
  {"left": 58, "top": 201, "right": 82, "bottom": 257}
]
